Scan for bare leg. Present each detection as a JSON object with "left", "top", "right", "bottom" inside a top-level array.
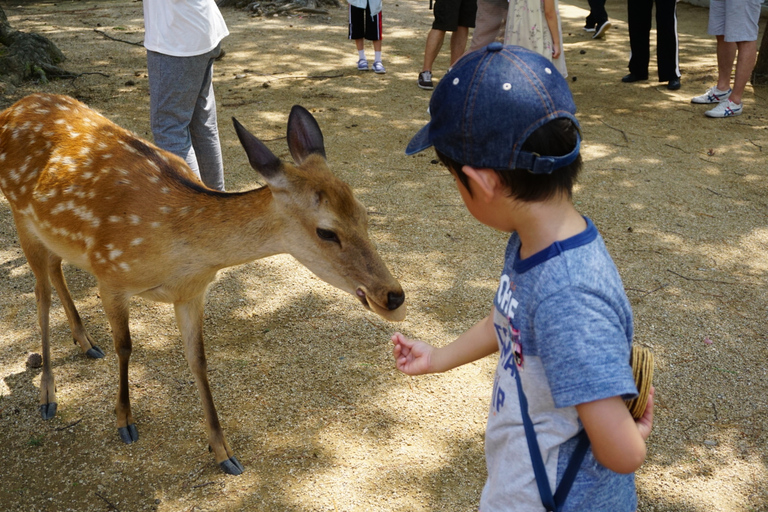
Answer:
[
  {"left": 175, "top": 298, "right": 243, "bottom": 475},
  {"left": 449, "top": 26, "right": 470, "bottom": 66},
  {"left": 730, "top": 40, "right": 757, "bottom": 105},
  {"left": 715, "top": 35, "right": 737, "bottom": 92},
  {"left": 422, "top": 29, "right": 446, "bottom": 72}
]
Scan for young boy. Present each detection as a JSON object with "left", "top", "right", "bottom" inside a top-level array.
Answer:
[
  {"left": 393, "top": 43, "right": 655, "bottom": 511},
  {"left": 347, "top": 0, "right": 385, "bottom": 73}
]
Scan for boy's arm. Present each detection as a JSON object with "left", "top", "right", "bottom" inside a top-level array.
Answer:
[
  {"left": 393, "top": 309, "right": 499, "bottom": 375},
  {"left": 543, "top": 0, "right": 561, "bottom": 59},
  {"left": 575, "top": 387, "right": 655, "bottom": 474}
]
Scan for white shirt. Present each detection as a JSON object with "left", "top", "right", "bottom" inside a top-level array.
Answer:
[{"left": 143, "top": 0, "right": 229, "bottom": 57}]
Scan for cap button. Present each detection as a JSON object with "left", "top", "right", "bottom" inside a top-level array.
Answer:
[{"left": 487, "top": 42, "right": 503, "bottom": 52}]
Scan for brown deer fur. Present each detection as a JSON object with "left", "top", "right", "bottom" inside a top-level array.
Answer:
[{"left": 0, "top": 93, "right": 405, "bottom": 475}]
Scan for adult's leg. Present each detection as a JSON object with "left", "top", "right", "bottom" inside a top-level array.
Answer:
[
  {"left": 730, "top": 40, "right": 757, "bottom": 104},
  {"left": 449, "top": 26, "right": 469, "bottom": 65},
  {"left": 148, "top": 48, "right": 224, "bottom": 190},
  {"left": 422, "top": 29, "right": 446, "bottom": 72},
  {"left": 715, "top": 35, "right": 738, "bottom": 91},
  {"left": 147, "top": 50, "right": 202, "bottom": 180},
  {"left": 626, "top": 0, "right": 652, "bottom": 77},
  {"left": 654, "top": 0, "right": 680, "bottom": 81},
  {"left": 587, "top": 0, "right": 608, "bottom": 25},
  {"left": 189, "top": 45, "right": 225, "bottom": 191}
]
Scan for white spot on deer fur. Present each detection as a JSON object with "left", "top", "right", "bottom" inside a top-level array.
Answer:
[
  {"left": 159, "top": 206, "right": 172, "bottom": 214},
  {"left": 178, "top": 207, "right": 191, "bottom": 216},
  {"left": 151, "top": 222, "right": 161, "bottom": 228},
  {"left": 109, "top": 249, "right": 123, "bottom": 260},
  {"left": 148, "top": 175, "right": 160, "bottom": 184},
  {"left": 0, "top": 178, "right": 5, "bottom": 188},
  {"left": 54, "top": 119, "right": 67, "bottom": 125},
  {"left": 82, "top": 172, "right": 94, "bottom": 180},
  {"left": 108, "top": 216, "right": 122, "bottom": 223},
  {"left": 129, "top": 215, "right": 141, "bottom": 225},
  {"left": 101, "top": 154, "right": 113, "bottom": 160},
  {"left": 130, "top": 238, "right": 143, "bottom": 246},
  {"left": 119, "top": 262, "right": 131, "bottom": 271},
  {"left": 6, "top": 191, "right": 16, "bottom": 202},
  {"left": 161, "top": 187, "right": 170, "bottom": 194},
  {"left": 0, "top": 153, "right": 5, "bottom": 162}
]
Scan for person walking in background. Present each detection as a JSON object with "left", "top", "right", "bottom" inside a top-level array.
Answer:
[
  {"left": 622, "top": 0, "right": 681, "bottom": 90},
  {"left": 143, "top": 0, "right": 228, "bottom": 191},
  {"left": 348, "top": 0, "right": 386, "bottom": 73},
  {"left": 417, "top": 0, "right": 477, "bottom": 89},
  {"left": 584, "top": 0, "right": 612, "bottom": 39},
  {"left": 505, "top": 0, "right": 567, "bottom": 76},
  {"left": 690, "top": 0, "right": 762, "bottom": 117}
]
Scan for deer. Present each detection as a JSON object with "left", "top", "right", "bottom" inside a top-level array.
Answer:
[{"left": 0, "top": 93, "right": 406, "bottom": 475}]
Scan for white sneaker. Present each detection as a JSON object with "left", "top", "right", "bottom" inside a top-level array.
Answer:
[
  {"left": 705, "top": 99, "right": 742, "bottom": 118},
  {"left": 357, "top": 58, "right": 369, "bottom": 71},
  {"left": 691, "top": 86, "right": 731, "bottom": 104},
  {"left": 372, "top": 61, "right": 386, "bottom": 74}
]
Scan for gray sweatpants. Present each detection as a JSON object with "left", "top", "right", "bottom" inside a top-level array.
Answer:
[{"left": 147, "top": 44, "right": 225, "bottom": 191}]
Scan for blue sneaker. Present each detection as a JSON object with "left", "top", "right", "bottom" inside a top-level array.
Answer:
[
  {"left": 372, "top": 61, "right": 386, "bottom": 74},
  {"left": 357, "top": 59, "right": 369, "bottom": 71}
]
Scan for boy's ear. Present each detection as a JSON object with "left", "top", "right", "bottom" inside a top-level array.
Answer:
[{"left": 462, "top": 165, "right": 502, "bottom": 202}]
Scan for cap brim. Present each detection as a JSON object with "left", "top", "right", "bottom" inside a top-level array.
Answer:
[{"left": 405, "top": 122, "right": 433, "bottom": 155}]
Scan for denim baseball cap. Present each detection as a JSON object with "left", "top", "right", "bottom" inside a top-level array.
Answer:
[{"left": 406, "top": 43, "right": 581, "bottom": 174}]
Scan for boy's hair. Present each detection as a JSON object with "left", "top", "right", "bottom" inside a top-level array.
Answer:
[{"left": 436, "top": 117, "right": 582, "bottom": 203}]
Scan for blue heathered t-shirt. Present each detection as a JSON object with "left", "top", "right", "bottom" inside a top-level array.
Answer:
[{"left": 479, "top": 217, "right": 639, "bottom": 512}]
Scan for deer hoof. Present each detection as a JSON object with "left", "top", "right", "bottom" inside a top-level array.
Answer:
[
  {"left": 39, "top": 402, "right": 57, "bottom": 420},
  {"left": 118, "top": 424, "right": 139, "bottom": 444},
  {"left": 85, "top": 346, "right": 105, "bottom": 359},
  {"left": 219, "top": 456, "right": 244, "bottom": 475}
]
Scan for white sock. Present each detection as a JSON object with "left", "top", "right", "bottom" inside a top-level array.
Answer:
[
  {"left": 715, "top": 86, "right": 730, "bottom": 93},
  {"left": 358, "top": 50, "right": 366, "bottom": 60},
  {"left": 374, "top": 51, "right": 382, "bottom": 63}
]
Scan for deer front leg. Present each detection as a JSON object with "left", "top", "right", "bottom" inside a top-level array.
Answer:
[
  {"left": 100, "top": 287, "right": 138, "bottom": 444},
  {"left": 16, "top": 231, "right": 58, "bottom": 419},
  {"left": 174, "top": 297, "right": 243, "bottom": 476},
  {"left": 47, "top": 254, "right": 105, "bottom": 359}
]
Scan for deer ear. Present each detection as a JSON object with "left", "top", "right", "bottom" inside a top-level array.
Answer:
[
  {"left": 287, "top": 105, "right": 327, "bottom": 164},
  {"left": 232, "top": 117, "right": 286, "bottom": 186}
]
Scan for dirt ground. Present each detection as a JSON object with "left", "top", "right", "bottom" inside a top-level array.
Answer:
[{"left": 0, "top": 0, "right": 767, "bottom": 511}]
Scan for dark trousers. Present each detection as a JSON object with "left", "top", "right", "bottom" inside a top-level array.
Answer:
[
  {"left": 586, "top": 0, "right": 608, "bottom": 26},
  {"left": 627, "top": 0, "right": 680, "bottom": 81}
]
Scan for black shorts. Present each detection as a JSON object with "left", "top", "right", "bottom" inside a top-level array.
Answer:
[
  {"left": 432, "top": 0, "right": 477, "bottom": 31},
  {"left": 348, "top": 4, "right": 383, "bottom": 41}
]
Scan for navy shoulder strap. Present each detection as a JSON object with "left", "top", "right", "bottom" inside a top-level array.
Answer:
[{"left": 513, "top": 365, "right": 590, "bottom": 512}]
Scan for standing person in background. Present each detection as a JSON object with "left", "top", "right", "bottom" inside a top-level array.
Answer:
[
  {"left": 690, "top": 0, "right": 762, "bottom": 117},
  {"left": 505, "top": 0, "right": 567, "bottom": 76},
  {"left": 622, "top": 0, "right": 681, "bottom": 90},
  {"left": 417, "top": 0, "right": 477, "bottom": 90},
  {"left": 348, "top": 0, "right": 386, "bottom": 73},
  {"left": 584, "top": 0, "right": 612, "bottom": 39},
  {"left": 467, "top": 0, "right": 508, "bottom": 52},
  {"left": 143, "top": 0, "right": 228, "bottom": 191}
]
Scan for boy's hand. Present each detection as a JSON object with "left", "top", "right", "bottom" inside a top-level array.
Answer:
[
  {"left": 635, "top": 386, "right": 655, "bottom": 441},
  {"left": 392, "top": 332, "right": 434, "bottom": 375}
]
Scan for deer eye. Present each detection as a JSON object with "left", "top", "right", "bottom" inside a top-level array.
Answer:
[{"left": 316, "top": 228, "right": 340, "bottom": 244}]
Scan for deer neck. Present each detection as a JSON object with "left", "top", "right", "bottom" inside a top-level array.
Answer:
[{"left": 174, "top": 185, "right": 287, "bottom": 270}]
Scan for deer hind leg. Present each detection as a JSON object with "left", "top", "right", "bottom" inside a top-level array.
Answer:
[
  {"left": 99, "top": 286, "right": 138, "bottom": 444},
  {"left": 47, "top": 254, "right": 105, "bottom": 359},
  {"left": 16, "top": 230, "right": 58, "bottom": 419},
  {"left": 174, "top": 297, "right": 243, "bottom": 476}
]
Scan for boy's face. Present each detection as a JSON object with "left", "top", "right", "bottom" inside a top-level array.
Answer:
[{"left": 450, "top": 166, "right": 510, "bottom": 232}]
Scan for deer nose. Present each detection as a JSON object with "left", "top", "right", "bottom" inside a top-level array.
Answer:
[{"left": 387, "top": 291, "right": 405, "bottom": 311}]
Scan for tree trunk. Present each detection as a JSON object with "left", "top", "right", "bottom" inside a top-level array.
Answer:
[
  {"left": 0, "top": 6, "right": 70, "bottom": 85},
  {"left": 752, "top": 20, "right": 768, "bottom": 86}
]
